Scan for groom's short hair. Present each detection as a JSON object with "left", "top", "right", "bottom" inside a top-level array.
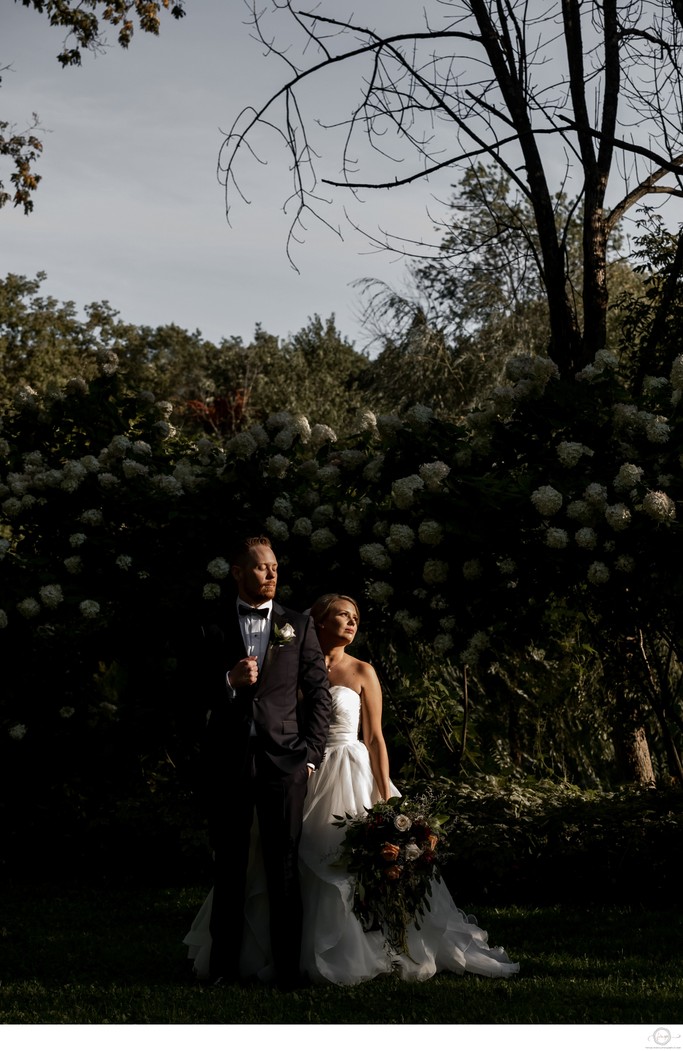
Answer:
[{"left": 230, "top": 534, "right": 274, "bottom": 567}]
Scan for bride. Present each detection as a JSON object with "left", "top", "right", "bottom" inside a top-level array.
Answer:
[{"left": 184, "top": 593, "right": 519, "bottom": 984}]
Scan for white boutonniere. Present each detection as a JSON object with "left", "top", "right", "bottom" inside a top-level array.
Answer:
[{"left": 274, "top": 622, "right": 296, "bottom": 646}]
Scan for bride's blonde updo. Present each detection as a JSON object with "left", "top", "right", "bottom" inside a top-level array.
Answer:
[{"left": 310, "top": 593, "right": 360, "bottom": 632}]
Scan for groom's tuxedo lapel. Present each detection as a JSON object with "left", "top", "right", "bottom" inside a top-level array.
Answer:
[{"left": 257, "top": 603, "right": 287, "bottom": 687}]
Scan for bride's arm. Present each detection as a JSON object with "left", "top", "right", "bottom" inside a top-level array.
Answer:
[{"left": 359, "top": 665, "right": 393, "bottom": 801}]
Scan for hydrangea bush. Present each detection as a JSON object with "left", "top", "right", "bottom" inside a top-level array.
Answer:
[{"left": 1, "top": 346, "right": 682, "bottom": 863}]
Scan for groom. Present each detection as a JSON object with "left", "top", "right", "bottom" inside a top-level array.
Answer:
[{"left": 200, "top": 534, "right": 331, "bottom": 989}]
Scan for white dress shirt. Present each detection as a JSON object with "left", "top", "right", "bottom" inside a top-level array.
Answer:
[{"left": 237, "top": 598, "right": 272, "bottom": 668}]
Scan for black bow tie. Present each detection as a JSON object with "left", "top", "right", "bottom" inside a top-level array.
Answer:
[{"left": 238, "top": 604, "right": 269, "bottom": 618}]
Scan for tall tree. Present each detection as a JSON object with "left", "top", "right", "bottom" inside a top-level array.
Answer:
[{"left": 220, "top": 0, "right": 683, "bottom": 376}]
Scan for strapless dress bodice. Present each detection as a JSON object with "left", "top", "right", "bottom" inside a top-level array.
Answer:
[{"left": 326, "top": 684, "right": 361, "bottom": 746}]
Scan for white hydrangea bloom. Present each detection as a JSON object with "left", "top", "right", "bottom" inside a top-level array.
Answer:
[
  {"left": 376, "top": 414, "right": 403, "bottom": 438},
  {"left": 265, "top": 516, "right": 289, "bottom": 542},
  {"left": 419, "top": 460, "right": 451, "bottom": 490},
  {"left": 107, "top": 435, "right": 132, "bottom": 458},
  {"left": 154, "top": 475, "right": 183, "bottom": 496},
  {"left": 249, "top": 424, "right": 269, "bottom": 448},
  {"left": 490, "top": 385, "right": 516, "bottom": 416},
  {"left": 644, "top": 415, "right": 670, "bottom": 444},
  {"left": 266, "top": 455, "right": 290, "bottom": 479},
  {"left": 266, "top": 411, "right": 293, "bottom": 431},
  {"left": 587, "top": 561, "right": 610, "bottom": 584},
  {"left": 395, "top": 609, "right": 421, "bottom": 635},
  {"left": 17, "top": 598, "right": 41, "bottom": 619},
  {"left": 575, "top": 527, "right": 598, "bottom": 550},
  {"left": 613, "top": 463, "right": 643, "bottom": 491},
  {"left": 39, "top": 584, "right": 64, "bottom": 609},
  {"left": 80, "top": 509, "right": 103, "bottom": 527},
  {"left": 14, "top": 385, "right": 38, "bottom": 408},
  {"left": 545, "top": 527, "right": 569, "bottom": 549},
  {"left": 0, "top": 609, "right": 7, "bottom": 629},
  {"left": 316, "top": 464, "right": 341, "bottom": 484},
  {"left": 531, "top": 485, "right": 563, "bottom": 517},
  {"left": 339, "top": 450, "right": 366, "bottom": 471},
  {"left": 343, "top": 515, "right": 362, "bottom": 536},
  {"left": 115, "top": 555, "right": 133, "bottom": 570},
  {"left": 433, "top": 633, "right": 453, "bottom": 656},
  {"left": 643, "top": 375, "right": 668, "bottom": 395},
  {"left": 312, "top": 503, "right": 334, "bottom": 525},
  {"left": 497, "top": 558, "right": 516, "bottom": 576},
  {"left": 392, "top": 474, "right": 424, "bottom": 509},
  {"left": 418, "top": 520, "right": 443, "bottom": 546},
  {"left": 355, "top": 410, "right": 378, "bottom": 433},
  {"left": 62, "top": 460, "right": 88, "bottom": 491},
  {"left": 386, "top": 524, "right": 415, "bottom": 552},
  {"left": 293, "top": 415, "right": 312, "bottom": 442},
  {"left": 153, "top": 420, "right": 176, "bottom": 441},
  {"left": 274, "top": 427, "right": 296, "bottom": 450},
  {"left": 423, "top": 559, "right": 449, "bottom": 585},
  {"left": 460, "top": 630, "right": 490, "bottom": 666},
  {"left": 41, "top": 469, "right": 66, "bottom": 489},
  {"left": 309, "top": 424, "right": 337, "bottom": 447},
  {"left": 292, "top": 517, "right": 313, "bottom": 537},
  {"left": 123, "top": 459, "right": 150, "bottom": 478},
  {"left": 363, "top": 455, "right": 385, "bottom": 483},
  {"left": 0, "top": 438, "right": 10, "bottom": 458},
  {"left": 462, "top": 559, "right": 482, "bottom": 580},
  {"left": 65, "top": 376, "right": 88, "bottom": 396},
  {"left": 566, "top": 499, "right": 591, "bottom": 522},
  {"left": 440, "top": 616, "right": 456, "bottom": 631},
  {"left": 79, "top": 600, "right": 101, "bottom": 619},
  {"left": 69, "top": 533, "right": 87, "bottom": 548},
  {"left": 226, "top": 432, "right": 257, "bottom": 459},
  {"left": 207, "top": 557, "right": 231, "bottom": 580},
  {"left": 642, "top": 490, "right": 676, "bottom": 523},
  {"left": 59, "top": 706, "right": 75, "bottom": 718},
  {"left": 80, "top": 455, "right": 100, "bottom": 473},
  {"left": 203, "top": 583, "right": 221, "bottom": 601},
  {"left": 98, "top": 473, "right": 120, "bottom": 490},
  {"left": 615, "top": 554, "right": 635, "bottom": 573},
  {"left": 584, "top": 483, "right": 608, "bottom": 508},
  {"left": 576, "top": 349, "right": 617, "bottom": 380},
  {"left": 311, "top": 527, "right": 337, "bottom": 551},
  {"left": 9, "top": 724, "right": 27, "bottom": 740},
  {"left": 64, "top": 555, "right": 83, "bottom": 575},
  {"left": 360, "top": 543, "right": 392, "bottom": 571},
  {"left": 2, "top": 497, "right": 22, "bottom": 517},
  {"left": 556, "top": 442, "right": 593, "bottom": 468},
  {"left": 367, "top": 581, "right": 394, "bottom": 605},
  {"left": 272, "top": 495, "right": 293, "bottom": 519},
  {"left": 7, "top": 472, "right": 30, "bottom": 495},
  {"left": 405, "top": 404, "right": 433, "bottom": 427},
  {"left": 373, "top": 520, "right": 389, "bottom": 538},
  {"left": 604, "top": 504, "right": 631, "bottom": 531},
  {"left": 156, "top": 401, "right": 174, "bottom": 419}
]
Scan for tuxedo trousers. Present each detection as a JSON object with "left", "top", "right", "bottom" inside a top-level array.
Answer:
[{"left": 208, "top": 739, "right": 309, "bottom": 982}]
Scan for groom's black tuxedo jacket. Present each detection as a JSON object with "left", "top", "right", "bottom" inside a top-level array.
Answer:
[{"left": 200, "top": 602, "right": 332, "bottom": 780}]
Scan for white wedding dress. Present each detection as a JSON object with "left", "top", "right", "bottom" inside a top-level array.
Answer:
[{"left": 184, "top": 684, "right": 519, "bottom": 983}]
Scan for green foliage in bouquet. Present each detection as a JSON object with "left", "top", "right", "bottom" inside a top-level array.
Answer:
[{"left": 332, "top": 795, "right": 450, "bottom": 955}]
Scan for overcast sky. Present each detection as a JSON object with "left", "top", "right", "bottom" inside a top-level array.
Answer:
[{"left": 1, "top": 1, "right": 442, "bottom": 352}]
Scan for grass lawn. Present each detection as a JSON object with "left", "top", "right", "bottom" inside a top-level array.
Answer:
[{"left": 0, "top": 884, "right": 680, "bottom": 1025}]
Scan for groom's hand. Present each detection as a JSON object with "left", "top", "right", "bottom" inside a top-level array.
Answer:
[{"left": 228, "top": 656, "right": 259, "bottom": 688}]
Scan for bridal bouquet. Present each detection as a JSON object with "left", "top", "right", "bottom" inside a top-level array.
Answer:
[{"left": 332, "top": 795, "right": 450, "bottom": 955}]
